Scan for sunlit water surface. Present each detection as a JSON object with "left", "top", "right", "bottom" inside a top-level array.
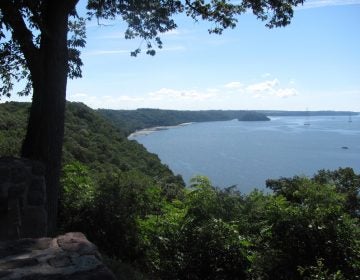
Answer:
[{"left": 132, "top": 116, "right": 360, "bottom": 193}]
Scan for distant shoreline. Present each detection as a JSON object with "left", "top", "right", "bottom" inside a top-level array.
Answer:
[{"left": 128, "top": 122, "right": 193, "bottom": 139}]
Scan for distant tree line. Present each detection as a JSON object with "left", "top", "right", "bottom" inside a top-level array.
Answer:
[
  {"left": 259, "top": 110, "right": 359, "bottom": 117},
  {"left": 99, "top": 108, "right": 270, "bottom": 136}
]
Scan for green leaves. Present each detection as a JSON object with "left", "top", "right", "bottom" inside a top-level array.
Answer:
[
  {"left": 138, "top": 176, "right": 251, "bottom": 279},
  {"left": 138, "top": 173, "right": 360, "bottom": 279},
  {"left": 61, "top": 161, "right": 95, "bottom": 209},
  {"left": 298, "top": 258, "right": 346, "bottom": 280},
  {"left": 68, "top": 18, "right": 86, "bottom": 79},
  {"left": 58, "top": 162, "right": 95, "bottom": 231},
  {"left": 253, "top": 176, "right": 360, "bottom": 279}
]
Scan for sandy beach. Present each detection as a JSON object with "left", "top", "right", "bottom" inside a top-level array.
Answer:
[{"left": 128, "top": 122, "right": 193, "bottom": 139}]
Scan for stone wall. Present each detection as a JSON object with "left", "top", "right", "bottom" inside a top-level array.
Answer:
[
  {"left": 0, "top": 157, "right": 47, "bottom": 240},
  {"left": 0, "top": 158, "right": 117, "bottom": 279}
]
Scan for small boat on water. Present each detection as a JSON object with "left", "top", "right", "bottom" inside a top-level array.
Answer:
[{"left": 304, "top": 109, "right": 310, "bottom": 125}]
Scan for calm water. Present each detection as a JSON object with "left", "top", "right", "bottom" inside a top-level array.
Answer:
[{"left": 132, "top": 116, "right": 360, "bottom": 193}]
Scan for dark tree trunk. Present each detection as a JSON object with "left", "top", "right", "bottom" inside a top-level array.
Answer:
[{"left": 21, "top": 2, "right": 70, "bottom": 236}]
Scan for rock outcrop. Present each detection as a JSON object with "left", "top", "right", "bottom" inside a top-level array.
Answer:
[{"left": 0, "top": 232, "right": 116, "bottom": 280}]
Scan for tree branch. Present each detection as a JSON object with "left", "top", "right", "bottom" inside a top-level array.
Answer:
[
  {"left": 0, "top": 1, "right": 40, "bottom": 74},
  {"left": 185, "top": 0, "right": 212, "bottom": 17},
  {"left": 62, "top": 0, "right": 80, "bottom": 14}
]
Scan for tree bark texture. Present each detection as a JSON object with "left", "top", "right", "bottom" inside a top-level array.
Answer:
[{"left": 20, "top": 2, "right": 70, "bottom": 235}]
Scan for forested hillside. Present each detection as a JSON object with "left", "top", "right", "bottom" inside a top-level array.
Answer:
[
  {"left": 0, "top": 101, "right": 184, "bottom": 189},
  {"left": 99, "top": 108, "right": 270, "bottom": 136}
]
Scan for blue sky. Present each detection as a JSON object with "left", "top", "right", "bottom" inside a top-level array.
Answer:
[{"left": 9, "top": 0, "right": 360, "bottom": 111}]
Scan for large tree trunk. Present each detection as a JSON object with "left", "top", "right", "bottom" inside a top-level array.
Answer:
[{"left": 21, "top": 3, "right": 69, "bottom": 236}]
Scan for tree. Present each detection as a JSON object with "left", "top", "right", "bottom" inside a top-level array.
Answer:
[
  {"left": 0, "top": 0, "right": 305, "bottom": 234},
  {"left": 264, "top": 173, "right": 360, "bottom": 279},
  {"left": 138, "top": 176, "right": 251, "bottom": 279}
]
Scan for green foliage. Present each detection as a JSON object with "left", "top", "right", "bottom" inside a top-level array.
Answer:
[
  {"left": 61, "top": 162, "right": 95, "bottom": 208},
  {"left": 298, "top": 259, "right": 346, "bottom": 280},
  {"left": 0, "top": 102, "right": 28, "bottom": 156},
  {"left": 267, "top": 167, "right": 360, "bottom": 220},
  {"left": 238, "top": 111, "right": 270, "bottom": 121},
  {"left": 63, "top": 102, "right": 185, "bottom": 191},
  {"left": 58, "top": 162, "right": 95, "bottom": 231},
  {"left": 59, "top": 167, "right": 169, "bottom": 264},
  {"left": 260, "top": 174, "right": 360, "bottom": 280},
  {"left": 85, "top": 171, "right": 157, "bottom": 260},
  {"left": 56, "top": 163, "right": 360, "bottom": 280},
  {"left": 137, "top": 173, "right": 360, "bottom": 280},
  {"left": 138, "top": 176, "right": 251, "bottom": 279},
  {"left": 314, "top": 168, "right": 360, "bottom": 219}
]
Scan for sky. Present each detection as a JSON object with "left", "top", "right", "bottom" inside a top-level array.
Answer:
[{"left": 8, "top": 0, "right": 360, "bottom": 111}]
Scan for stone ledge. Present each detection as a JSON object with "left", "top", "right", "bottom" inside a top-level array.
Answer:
[{"left": 0, "top": 232, "right": 116, "bottom": 280}]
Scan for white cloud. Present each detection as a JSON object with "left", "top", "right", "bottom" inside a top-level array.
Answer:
[
  {"left": 246, "top": 79, "right": 279, "bottom": 92},
  {"left": 67, "top": 75, "right": 299, "bottom": 110},
  {"left": 206, "top": 88, "right": 220, "bottom": 93},
  {"left": 149, "top": 88, "right": 217, "bottom": 101},
  {"left": 68, "top": 88, "right": 219, "bottom": 109},
  {"left": 246, "top": 79, "right": 298, "bottom": 99},
  {"left": 273, "top": 88, "right": 298, "bottom": 98},
  {"left": 289, "top": 79, "right": 296, "bottom": 86},
  {"left": 224, "top": 82, "right": 243, "bottom": 89}
]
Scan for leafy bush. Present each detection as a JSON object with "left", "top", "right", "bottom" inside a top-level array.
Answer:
[
  {"left": 138, "top": 173, "right": 360, "bottom": 279},
  {"left": 58, "top": 162, "right": 95, "bottom": 231},
  {"left": 138, "top": 176, "right": 251, "bottom": 279}
]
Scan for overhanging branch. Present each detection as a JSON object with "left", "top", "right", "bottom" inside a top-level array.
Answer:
[{"left": 0, "top": 1, "right": 40, "bottom": 74}]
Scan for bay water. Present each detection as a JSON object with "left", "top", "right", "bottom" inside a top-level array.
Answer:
[{"left": 132, "top": 115, "right": 360, "bottom": 193}]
